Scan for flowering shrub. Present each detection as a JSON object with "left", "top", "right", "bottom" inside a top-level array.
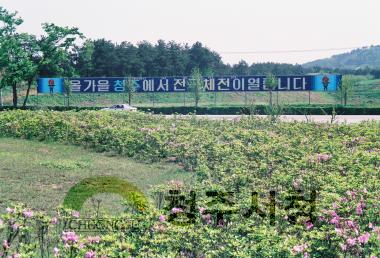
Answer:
[{"left": 0, "top": 110, "right": 379, "bottom": 257}]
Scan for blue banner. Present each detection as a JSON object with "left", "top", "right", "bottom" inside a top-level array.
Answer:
[
  {"left": 37, "top": 78, "right": 64, "bottom": 94},
  {"left": 37, "top": 75, "right": 341, "bottom": 94}
]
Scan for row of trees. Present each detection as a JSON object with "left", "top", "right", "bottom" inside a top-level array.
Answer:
[{"left": 74, "top": 39, "right": 309, "bottom": 77}]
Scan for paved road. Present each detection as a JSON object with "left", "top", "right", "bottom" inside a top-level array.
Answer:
[{"left": 165, "top": 115, "right": 380, "bottom": 124}]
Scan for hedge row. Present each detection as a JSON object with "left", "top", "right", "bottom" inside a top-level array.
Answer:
[
  {"left": 139, "top": 105, "right": 380, "bottom": 115},
  {"left": 0, "top": 105, "right": 379, "bottom": 115}
]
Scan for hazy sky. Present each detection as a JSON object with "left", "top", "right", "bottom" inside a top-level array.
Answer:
[{"left": 2, "top": 0, "right": 379, "bottom": 65}]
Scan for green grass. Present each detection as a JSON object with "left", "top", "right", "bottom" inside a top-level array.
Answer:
[{"left": 0, "top": 138, "right": 191, "bottom": 215}]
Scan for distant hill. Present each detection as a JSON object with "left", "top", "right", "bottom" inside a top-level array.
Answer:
[{"left": 303, "top": 45, "right": 380, "bottom": 69}]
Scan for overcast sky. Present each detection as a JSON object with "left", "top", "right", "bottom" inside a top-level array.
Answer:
[{"left": 2, "top": 0, "right": 379, "bottom": 65}]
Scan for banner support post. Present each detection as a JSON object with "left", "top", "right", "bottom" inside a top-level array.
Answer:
[
  {"left": 0, "top": 88, "right": 3, "bottom": 107},
  {"left": 277, "top": 91, "right": 279, "bottom": 106},
  {"left": 308, "top": 90, "right": 311, "bottom": 105}
]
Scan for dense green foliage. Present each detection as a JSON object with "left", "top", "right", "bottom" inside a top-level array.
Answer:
[
  {"left": 73, "top": 39, "right": 309, "bottom": 77},
  {"left": 0, "top": 111, "right": 379, "bottom": 257}
]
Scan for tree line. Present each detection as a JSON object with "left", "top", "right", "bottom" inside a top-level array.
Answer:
[{"left": 74, "top": 39, "right": 309, "bottom": 77}]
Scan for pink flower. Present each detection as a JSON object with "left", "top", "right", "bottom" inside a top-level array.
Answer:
[
  {"left": 53, "top": 247, "right": 59, "bottom": 257},
  {"left": 50, "top": 217, "right": 58, "bottom": 225},
  {"left": 330, "top": 216, "right": 340, "bottom": 226},
  {"left": 292, "top": 178, "right": 302, "bottom": 189},
  {"left": 11, "top": 223, "right": 19, "bottom": 231},
  {"left": 346, "top": 190, "right": 356, "bottom": 199},
  {"left": 71, "top": 210, "right": 80, "bottom": 218},
  {"left": 202, "top": 214, "right": 212, "bottom": 224},
  {"left": 303, "top": 252, "right": 309, "bottom": 258},
  {"left": 217, "top": 219, "right": 225, "bottom": 227},
  {"left": 346, "top": 238, "right": 356, "bottom": 246},
  {"left": 340, "top": 243, "right": 347, "bottom": 251},
  {"left": 199, "top": 207, "right": 206, "bottom": 214},
  {"left": 292, "top": 243, "right": 308, "bottom": 254},
  {"left": 85, "top": 250, "right": 96, "bottom": 258},
  {"left": 316, "top": 153, "right": 332, "bottom": 163},
  {"left": 169, "top": 180, "right": 184, "bottom": 188},
  {"left": 79, "top": 243, "right": 85, "bottom": 249},
  {"left": 305, "top": 221, "right": 313, "bottom": 230},
  {"left": 335, "top": 228, "right": 343, "bottom": 236},
  {"left": 5, "top": 208, "right": 14, "bottom": 214},
  {"left": 62, "top": 231, "right": 79, "bottom": 244},
  {"left": 171, "top": 207, "right": 183, "bottom": 214},
  {"left": 202, "top": 214, "right": 211, "bottom": 220},
  {"left": 356, "top": 203, "right": 363, "bottom": 215},
  {"left": 23, "top": 209, "right": 33, "bottom": 218},
  {"left": 87, "top": 236, "right": 101, "bottom": 244},
  {"left": 159, "top": 215, "right": 166, "bottom": 222},
  {"left": 2, "top": 240, "right": 9, "bottom": 249},
  {"left": 358, "top": 232, "right": 370, "bottom": 244},
  {"left": 346, "top": 220, "right": 355, "bottom": 228}
]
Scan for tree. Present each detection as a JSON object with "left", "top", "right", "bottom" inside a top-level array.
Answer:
[
  {"left": 154, "top": 40, "right": 171, "bottom": 76},
  {"left": 22, "top": 23, "right": 82, "bottom": 106},
  {"left": 0, "top": 32, "right": 37, "bottom": 107},
  {"left": 232, "top": 60, "right": 250, "bottom": 75},
  {"left": 0, "top": 7, "right": 36, "bottom": 107},
  {"left": 187, "top": 68, "right": 204, "bottom": 108},
  {"left": 114, "top": 41, "right": 143, "bottom": 76},
  {"left": 124, "top": 76, "right": 136, "bottom": 105},
  {"left": 187, "top": 42, "right": 223, "bottom": 75},
  {"left": 74, "top": 40, "right": 95, "bottom": 77},
  {"left": 20, "top": 34, "right": 39, "bottom": 107},
  {"left": 168, "top": 41, "right": 188, "bottom": 76},
  {"left": 340, "top": 75, "right": 358, "bottom": 106},
  {"left": 63, "top": 78, "right": 71, "bottom": 106},
  {"left": 265, "top": 73, "right": 278, "bottom": 107},
  {"left": 137, "top": 41, "right": 157, "bottom": 76},
  {"left": 37, "top": 23, "right": 83, "bottom": 77}
]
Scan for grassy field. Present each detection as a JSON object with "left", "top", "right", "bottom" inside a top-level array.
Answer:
[
  {"left": 1, "top": 76, "right": 378, "bottom": 107},
  {"left": 0, "top": 137, "right": 191, "bottom": 215}
]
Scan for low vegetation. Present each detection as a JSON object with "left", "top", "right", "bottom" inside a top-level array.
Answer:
[{"left": 0, "top": 110, "right": 378, "bottom": 257}]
